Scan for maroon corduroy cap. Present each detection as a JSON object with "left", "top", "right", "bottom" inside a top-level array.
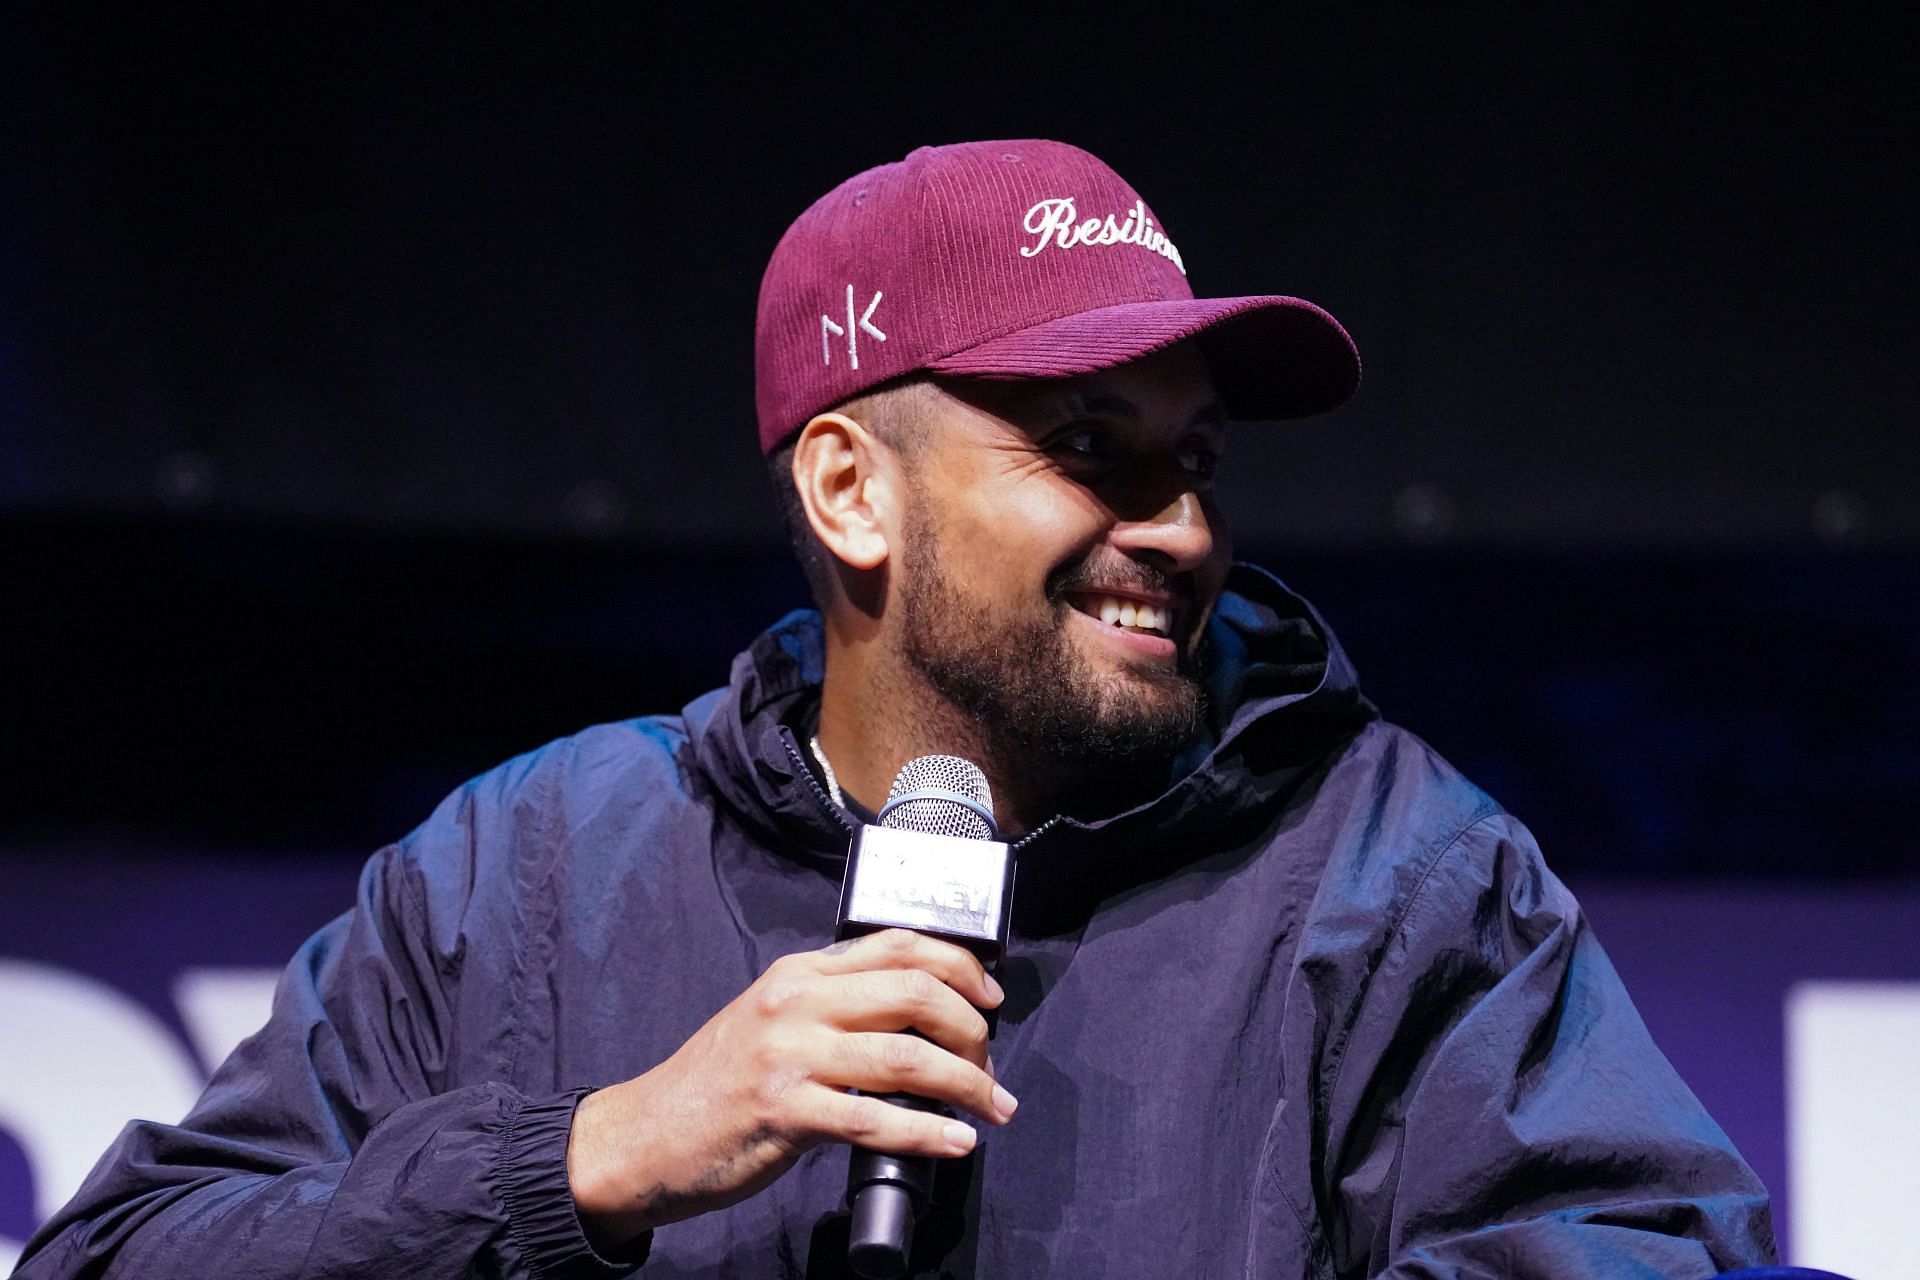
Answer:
[{"left": 754, "top": 139, "right": 1359, "bottom": 453}]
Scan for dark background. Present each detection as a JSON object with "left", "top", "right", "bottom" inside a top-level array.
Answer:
[{"left": 3, "top": 5, "right": 1916, "bottom": 875}]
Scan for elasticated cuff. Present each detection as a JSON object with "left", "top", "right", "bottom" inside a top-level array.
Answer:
[{"left": 498, "top": 1086, "right": 652, "bottom": 1278}]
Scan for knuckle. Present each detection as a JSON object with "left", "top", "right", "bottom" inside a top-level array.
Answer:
[
  {"left": 880, "top": 1035, "right": 923, "bottom": 1075},
  {"left": 880, "top": 928, "right": 918, "bottom": 957},
  {"left": 843, "top": 1094, "right": 889, "bottom": 1142},
  {"left": 960, "top": 1015, "right": 989, "bottom": 1055},
  {"left": 900, "top": 968, "right": 939, "bottom": 1008},
  {"left": 751, "top": 1028, "right": 801, "bottom": 1074},
  {"left": 756, "top": 1064, "right": 808, "bottom": 1111},
  {"left": 754, "top": 981, "right": 805, "bottom": 1019}
]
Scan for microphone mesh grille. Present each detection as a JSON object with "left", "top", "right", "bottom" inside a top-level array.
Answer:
[{"left": 882, "top": 755, "right": 995, "bottom": 840}]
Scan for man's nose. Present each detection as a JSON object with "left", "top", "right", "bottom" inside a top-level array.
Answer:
[{"left": 1108, "top": 486, "right": 1220, "bottom": 574}]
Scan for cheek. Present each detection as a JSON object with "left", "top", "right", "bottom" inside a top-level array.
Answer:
[{"left": 946, "top": 475, "right": 1109, "bottom": 567}]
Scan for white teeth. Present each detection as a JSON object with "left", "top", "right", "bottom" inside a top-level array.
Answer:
[{"left": 1081, "top": 595, "right": 1169, "bottom": 637}]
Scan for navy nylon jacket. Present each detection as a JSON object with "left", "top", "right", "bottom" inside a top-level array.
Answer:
[{"left": 18, "top": 565, "right": 1774, "bottom": 1279}]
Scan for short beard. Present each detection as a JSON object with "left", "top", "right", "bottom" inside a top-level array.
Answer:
[{"left": 896, "top": 507, "right": 1207, "bottom": 775}]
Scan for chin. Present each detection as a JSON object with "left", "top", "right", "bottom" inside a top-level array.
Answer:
[{"left": 1061, "top": 662, "right": 1207, "bottom": 762}]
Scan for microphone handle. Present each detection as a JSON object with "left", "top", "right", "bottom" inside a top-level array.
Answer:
[
  {"left": 845, "top": 1092, "right": 941, "bottom": 1279},
  {"left": 833, "top": 761, "right": 1012, "bottom": 1279}
]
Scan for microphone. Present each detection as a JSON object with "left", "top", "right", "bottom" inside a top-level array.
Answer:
[{"left": 835, "top": 755, "right": 1015, "bottom": 1280}]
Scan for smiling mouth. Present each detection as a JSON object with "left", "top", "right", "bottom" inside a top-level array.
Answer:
[{"left": 1066, "top": 592, "right": 1175, "bottom": 639}]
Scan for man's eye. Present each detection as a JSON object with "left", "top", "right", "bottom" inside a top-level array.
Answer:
[
  {"left": 1052, "top": 425, "right": 1113, "bottom": 458},
  {"left": 1178, "top": 442, "right": 1223, "bottom": 480}
]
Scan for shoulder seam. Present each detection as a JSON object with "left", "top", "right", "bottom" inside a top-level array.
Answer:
[
  {"left": 1305, "top": 806, "right": 1505, "bottom": 1269},
  {"left": 501, "top": 747, "right": 568, "bottom": 1086},
  {"left": 1320, "top": 808, "right": 1505, "bottom": 1107}
]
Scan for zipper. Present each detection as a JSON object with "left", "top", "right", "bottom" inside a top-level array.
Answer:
[
  {"left": 781, "top": 730, "right": 859, "bottom": 836},
  {"left": 783, "top": 729, "right": 1078, "bottom": 853},
  {"left": 1011, "top": 815, "right": 1069, "bottom": 853}
]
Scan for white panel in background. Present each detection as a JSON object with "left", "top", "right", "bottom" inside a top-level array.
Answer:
[
  {"left": 0, "top": 960, "right": 205, "bottom": 1226},
  {"left": 172, "top": 967, "right": 282, "bottom": 1075},
  {"left": 1787, "top": 981, "right": 1920, "bottom": 1280}
]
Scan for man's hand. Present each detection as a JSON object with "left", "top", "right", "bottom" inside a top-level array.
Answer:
[{"left": 566, "top": 928, "right": 1016, "bottom": 1246}]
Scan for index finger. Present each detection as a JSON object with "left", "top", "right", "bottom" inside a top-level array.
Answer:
[{"left": 808, "top": 929, "right": 1003, "bottom": 1009}]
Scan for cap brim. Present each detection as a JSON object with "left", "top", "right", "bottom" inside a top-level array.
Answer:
[{"left": 923, "top": 295, "right": 1360, "bottom": 420}]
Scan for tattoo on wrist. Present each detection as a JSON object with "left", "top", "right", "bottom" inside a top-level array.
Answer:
[{"left": 621, "top": 1125, "right": 788, "bottom": 1228}]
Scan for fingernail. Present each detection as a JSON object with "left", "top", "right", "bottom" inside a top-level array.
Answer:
[
  {"left": 984, "top": 973, "right": 1005, "bottom": 1005},
  {"left": 992, "top": 1084, "right": 1018, "bottom": 1119},
  {"left": 943, "top": 1121, "right": 977, "bottom": 1151}
]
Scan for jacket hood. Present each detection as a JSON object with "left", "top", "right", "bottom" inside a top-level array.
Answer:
[{"left": 685, "top": 562, "right": 1377, "bottom": 885}]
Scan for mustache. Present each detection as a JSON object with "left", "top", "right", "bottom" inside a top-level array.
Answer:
[{"left": 1045, "top": 556, "right": 1189, "bottom": 605}]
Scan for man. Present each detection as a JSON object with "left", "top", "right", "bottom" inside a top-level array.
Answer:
[{"left": 20, "top": 140, "right": 1773, "bottom": 1278}]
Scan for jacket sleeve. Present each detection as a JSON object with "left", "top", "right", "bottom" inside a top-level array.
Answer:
[
  {"left": 14, "top": 773, "right": 649, "bottom": 1280},
  {"left": 1319, "top": 815, "right": 1775, "bottom": 1280}
]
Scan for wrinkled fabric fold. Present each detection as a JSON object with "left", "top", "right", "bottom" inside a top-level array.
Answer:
[{"left": 498, "top": 1088, "right": 650, "bottom": 1278}]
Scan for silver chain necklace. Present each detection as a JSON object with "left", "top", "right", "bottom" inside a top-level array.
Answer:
[{"left": 808, "top": 734, "right": 846, "bottom": 809}]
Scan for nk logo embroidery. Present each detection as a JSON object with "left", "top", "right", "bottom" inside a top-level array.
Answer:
[{"left": 822, "top": 285, "right": 887, "bottom": 369}]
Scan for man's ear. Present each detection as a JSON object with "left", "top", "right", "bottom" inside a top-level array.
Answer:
[{"left": 790, "top": 412, "right": 894, "bottom": 572}]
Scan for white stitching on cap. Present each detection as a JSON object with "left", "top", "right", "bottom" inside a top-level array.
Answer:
[
  {"left": 820, "top": 311, "right": 845, "bottom": 366},
  {"left": 821, "top": 285, "right": 886, "bottom": 370},
  {"left": 1020, "top": 196, "right": 1186, "bottom": 275},
  {"left": 859, "top": 290, "right": 886, "bottom": 343}
]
